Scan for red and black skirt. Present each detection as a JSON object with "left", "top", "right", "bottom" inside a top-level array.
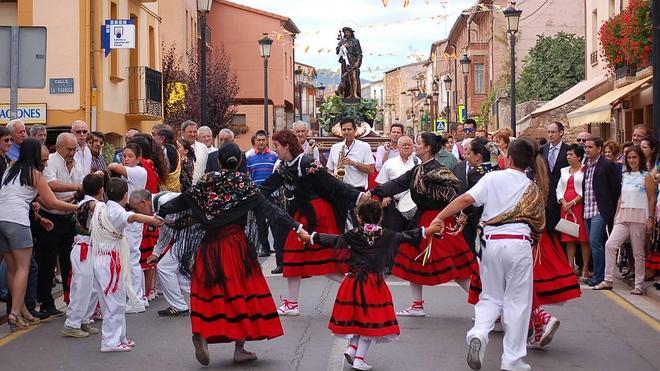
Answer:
[
  {"left": 329, "top": 271, "right": 399, "bottom": 341},
  {"left": 283, "top": 198, "right": 348, "bottom": 277},
  {"left": 533, "top": 232, "right": 581, "bottom": 306},
  {"left": 139, "top": 223, "right": 159, "bottom": 270},
  {"left": 392, "top": 211, "right": 481, "bottom": 304},
  {"left": 190, "top": 225, "right": 283, "bottom": 344}
]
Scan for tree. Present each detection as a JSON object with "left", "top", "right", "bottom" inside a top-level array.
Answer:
[
  {"left": 162, "top": 43, "right": 239, "bottom": 135},
  {"left": 516, "top": 32, "right": 585, "bottom": 103}
]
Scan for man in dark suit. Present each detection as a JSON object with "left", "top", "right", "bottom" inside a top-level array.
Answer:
[
  {"left": 205, "top": 128, "right": 248, "bottom": 174},
  {"left": 539, "top": 122, "right": 570, "bottom": 236},
  {"left": 582, "top": 137, "right": 622, "bottom": 286}
]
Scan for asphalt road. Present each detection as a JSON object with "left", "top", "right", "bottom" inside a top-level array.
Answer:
[{"left": 1, "top": 256, "right": 659, "bottom": 371}]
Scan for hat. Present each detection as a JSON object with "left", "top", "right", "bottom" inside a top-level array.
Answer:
[{"left": 342, "top": 27, "right": 355, "bottom": 33}]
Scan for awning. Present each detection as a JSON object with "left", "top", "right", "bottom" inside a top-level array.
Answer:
[
  {"left": 530, "top": 74, "right": 608, "bottom": 118},
  {"left": 567, "top": 75, "right": 653, "bottom": 127}
]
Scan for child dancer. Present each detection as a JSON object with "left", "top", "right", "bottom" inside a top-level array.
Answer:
[
  {"left": 91, "top": 178, "right": 163, "bottom": 352},
  {"left": 302, "top": 199, "right": 440, "bottom": 370},
  {"left": 107, "top": 143, "right": 148, "bottom": 312},
  {"left": 62, "top": 172, "right": 105, "bottom": 338}
]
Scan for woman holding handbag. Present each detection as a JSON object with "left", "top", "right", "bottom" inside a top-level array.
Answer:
[{"left": 556, "top": 144, "right": 590, "bottom": 282}]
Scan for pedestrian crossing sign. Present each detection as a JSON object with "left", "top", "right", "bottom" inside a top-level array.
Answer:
[
  {"left": 434, "top": 119, "right": 447, "bottom": 133},
  {"left": 458, "top": 104, "right": 466, "bottom": 123}
]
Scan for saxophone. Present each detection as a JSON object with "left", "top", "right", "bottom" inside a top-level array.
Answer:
[{"left": 336, "top": 143, "right": 346, "bottom": 181}]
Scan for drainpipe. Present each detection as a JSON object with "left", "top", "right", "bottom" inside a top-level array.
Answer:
[{"left": 90, "top": 0, "right": 98, "bottom": 131}]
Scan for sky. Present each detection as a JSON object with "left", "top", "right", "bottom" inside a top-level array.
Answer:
[{"left": 230, "top": 0, "right": 475, "bottom": 81}]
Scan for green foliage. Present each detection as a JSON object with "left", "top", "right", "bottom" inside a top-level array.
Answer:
[
  {"left": 318, "top": 96, "right": 378, "bottom": 131},
  {"left": 480, "top": 89, "right": 497, "bottom": 127},
  {"left": 517, "top": 32, "right": 585, "bottom": 103},
  {"left": 102, "top": 143, "right": 115, "bottom": 164}
]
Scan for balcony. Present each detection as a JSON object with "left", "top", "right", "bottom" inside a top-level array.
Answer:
[
  {"left": 590, "top": 51, "right": 598, "bottom": 66},
  {"left": 127, "top": 66, "right": 162, "bottom": 120},
  {"left": 614, "top": 63, "right": 637, "bottom": 87}
]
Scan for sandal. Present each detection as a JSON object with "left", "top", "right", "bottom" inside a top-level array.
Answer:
[
  {"left": 7, "top": 313, "right": 29, "bottom": 332},
  {"left": 592, "top": 281, "right": 613, "bottom": 290},
  {"left": 630, "top": 288, "right": 644, "bottom": 295},
  {"left": 21, "top": 311, "right": 40, "bottom": 325}
]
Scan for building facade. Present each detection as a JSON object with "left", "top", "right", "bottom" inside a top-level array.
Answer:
[
  {"left": 383, "top": 62, "right": 425, "bottom": 134},
  {"left": 0, "top": 0, "right": 163, "bottom": 145}
]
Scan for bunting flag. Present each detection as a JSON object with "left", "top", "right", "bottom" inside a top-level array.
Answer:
[
  {"left": 382, "top": 0, "right": 389, "bottom": 6},
  {"left": 403, "top": 0, "right": 410, "bottom": 7}
]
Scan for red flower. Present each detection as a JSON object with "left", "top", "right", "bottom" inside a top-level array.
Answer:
[
  {"left": 209, "top": 192, "right": 218, "bottom": 200},
  {"left": 224, "top": 194, "right": 231, "bottom": 201}
]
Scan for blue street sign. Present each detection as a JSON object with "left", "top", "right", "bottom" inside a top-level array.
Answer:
[{"left": 435, "top": 119, "right": 447, "bottom": 133}]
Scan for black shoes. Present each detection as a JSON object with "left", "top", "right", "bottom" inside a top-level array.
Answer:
[
  {"left": 157, "top": 306, "right": 190, "bottom": 317},
  {"left": 30, "top": 309, "right": 51, "bottom": 321},
  {"left": 39, "top": 307, "right": 64, "bottom": 317},
  {"left": 270, "top": 266, "right": 283, "bottom": 274}
]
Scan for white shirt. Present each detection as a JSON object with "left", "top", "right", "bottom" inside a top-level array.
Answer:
[
  {"left": 192, "top": 140, "right": 208, "bottom": 184},
  {"left": 376, "top": 155, "right": 417, "bottom": 200},
  {"left": 556, "top": 166, "right": 584, "bottom": 202},
  {"left": 467, "top": 168, "right": 532, "bottom": 236},
  {"left": 326, "top": 139, "right": 375, "bottom": 189},
  {"left": 245, "top": 148, "right": 256, "bottom": 158},
  {"left": 375, "top": 145, "right": 400, "bottom": 171},
  {"left": 302, "top": 141, "right": 320, "bottom": 161},
  {"left": 0, "top": 171, "right": 39, "bottom": 226},
  {"left": 125, "top": 166, "right": 147, "bottom": 197},
  {"left": 106, "top": 200, "right": 134, "bottom": 234},
  {"left": 74, "top": 143, "right": 93, "bottom": 175},
  {"left": 43, "top": 152, "right": 85, "bottom": 214},
  {"left": 207, "top": 145, "right": 218, "bottom": 154}
]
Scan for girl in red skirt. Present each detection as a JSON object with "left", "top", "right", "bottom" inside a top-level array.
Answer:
[
  {"left": 302, "top": 199, "right": 441, "bottom": 370},
  {"left": 370, "top": 132, "right": 480, "bottom": 316},
  {"left": 158, "top": 143, "right": 308, "bottom": 366},
  {"left": 261, "top": 130, "right": 365, "bottom": 316}
]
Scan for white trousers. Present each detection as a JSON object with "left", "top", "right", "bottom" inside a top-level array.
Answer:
[
  {"left": 126, "top": 224, "right": 145, "bottom": 302},
  {"left": 467, "top": 239, "right": 533, "bottom": 367},
  {"left": 157, "top": 246, "right": 190, "bottom": 311},
  {"left": 64, "top": 241, "right": 98, "bottom": 328},
  {"left": 93, "top": 253, "right": 127, "bottom": 349}
]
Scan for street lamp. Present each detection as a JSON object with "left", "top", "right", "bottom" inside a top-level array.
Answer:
[
  {"left": 258, "top": 33, "right": 273, "bottom": 133},
  {"left": 424, "top": 100, "right": 430, "bottom": 131},
  {"left": 443, "top": 74, "right": 452, "bottom": 123},
  {"left": 197, "top": 0, "right": 212, "bottom": 127},
  {"left": 503, "top": 1, "right": 522, "bottom": 136},
  {"left": 315, "top": 84, "right": 325, "bottom": 102},
  {"left": 459, "top": 53, "right": 471, "bottom": 122},
  {"left": 294, "top": 67, "right": 304, "bottom": 121}
]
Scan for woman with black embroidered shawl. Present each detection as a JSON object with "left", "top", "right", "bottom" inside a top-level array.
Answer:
[
  {"left": 157, "top": 143, "right": 307, "bottom": 366},
  {"left": 259, "top": 129, "right": 366, "bottom": 316},
  {"left": 369, "top": 132, "right": 481, "bottom": 317}
]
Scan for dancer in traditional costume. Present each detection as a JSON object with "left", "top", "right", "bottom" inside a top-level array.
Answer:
[
  {"left": 62, "top": 173, "right": 105, "bottom": 338},
  {"left": 157, "top": 143, "right": 308, "bottom": 366},
  {"left": 90, "top": 178, "right": 163, "bottom": 352},
  {"left": 370, "top": 132, "right": 480, "bottom": 317},
  {"left": 432, "top": 137, "right": 546, "bottom": 371},
  {"left": 302, "top": 199, "right": 441, "bottom": 370},
  {"left": 259, "top": 129, "right": 366, "bottom": 316}
]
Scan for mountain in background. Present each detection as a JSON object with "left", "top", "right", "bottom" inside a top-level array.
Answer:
[{"left": 314, "top": 68, "right": 372, "bottom": 91}]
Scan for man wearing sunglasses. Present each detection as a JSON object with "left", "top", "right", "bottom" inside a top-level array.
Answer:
[
  {"left": 71, "top": 120, "right": 92, "bottom": 175},
  {"left": 575, "top": 131, "right": 592, "bottom": 147}
]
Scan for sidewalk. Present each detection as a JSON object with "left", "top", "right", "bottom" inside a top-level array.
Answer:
[
  {"left": 0, "top": 284, "right": 66, "bottom": 340},
  {"left": 610, "top": 276, "right": 660, "bottom": 323}
]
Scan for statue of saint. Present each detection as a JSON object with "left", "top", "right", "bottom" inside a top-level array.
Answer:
[{"left": 336, "top": 27, "right": 362, "bottom": 100}]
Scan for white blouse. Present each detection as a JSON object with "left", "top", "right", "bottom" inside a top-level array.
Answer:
[{"left": 556, "top": 166, "right": 584, "bottom": 202}]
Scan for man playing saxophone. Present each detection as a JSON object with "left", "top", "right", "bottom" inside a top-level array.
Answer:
[{"left": 326, "top": 117, "right": 375, "bottom": 192}]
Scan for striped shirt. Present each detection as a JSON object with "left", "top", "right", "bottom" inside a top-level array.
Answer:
[
  {"left": 246, "top": 148, "right": 278, "bottom": 186},
  {"left": 583, "top": 156, "right": 599, "bottom": 219}
]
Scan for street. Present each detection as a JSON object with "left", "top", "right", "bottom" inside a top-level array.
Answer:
[{"left": 0, "top": 256, "right": 659, "bottom": 371}]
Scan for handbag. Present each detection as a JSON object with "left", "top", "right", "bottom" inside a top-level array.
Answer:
[{"left": 555, "top": 212, "right": 580, "bottom": 238}]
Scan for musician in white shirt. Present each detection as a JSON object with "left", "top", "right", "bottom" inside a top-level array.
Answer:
[
  {"left": 376, "top": 135, "right": 417, "bottom": 231},
  {"left": 326, "top": 117, "right": 375, "bottom": 191}
]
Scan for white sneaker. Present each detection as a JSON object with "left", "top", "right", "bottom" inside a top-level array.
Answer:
[
  {"left": 466, "top": 335, "right": 486, "bottom": 370},
  {"left": 344, "top": 345, "right": 357, "bottom": 365},
  {"left": 277, "top": 300, "right": 300, "bottom": 316},
  {"left": 352, "top": 358, "right": 373, "bottom": 370},
  {"left": 121, "top": 339, "right": 136, "bottom": 347},
  {"left": 501, "top": 360, "right": 532, "bottom": 371},
  {"left": 100, "top": 343, "right": 132, "bottom": 352},
  {"left": 396, "top": 305, "right": 425, "bottom": 317},
  {"left": 125, "top": 303, "right": 146, "bottom": 314},
  {"left": 539, "top": 317, "right": 560, "bottom": 347}
]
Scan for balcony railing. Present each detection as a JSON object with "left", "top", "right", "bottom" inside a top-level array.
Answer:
[
  {"left": 614, "top": 63, "right": 637, "bottom": 80},
  {"left": 590, "top": 51, "right": 598, "bottom": 66},
  {"left": 128, "top": 66, "right": 162, "bottom": 119}
]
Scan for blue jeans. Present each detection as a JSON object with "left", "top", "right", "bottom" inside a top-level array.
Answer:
[{"left": 585, "top": 214, "right": 607, "bottom": 284}]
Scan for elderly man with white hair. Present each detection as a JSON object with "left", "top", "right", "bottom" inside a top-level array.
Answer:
[
  {"left": 205, "top": 128, "right": 248, "bottom": 174},
  {"left": 6, "top": 119, "right": 27, "bottom": 161},
  {"left": 71, "top": 120, "right": 92, "bottom": 174},
  {"left": 292, "top": 121, "right": 319, "bottom": 161},
  {"left": 36, "top": 133, "right": 85, "bottom": 317},
  {"left": 30, "top": 124, "right": 47, "bottom": 145},
  {"left": 197, "top": 126, "right": 217, "bottom": 154}
]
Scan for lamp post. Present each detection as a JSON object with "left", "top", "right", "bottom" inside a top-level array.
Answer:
[
  {"left": 459, "top": 53, "right": 471, "bottom": 122},
  {"left": 258, "top": 33, "right": 273, "bottom": 133},
  {"left": 295, "top": 67, "right": 304, "bottom": 121},
  {"left": 503, "top": 2, "right": 522, "bottom": 136},
  {"left": 424, "top": 100, "right": 430, "bottom": 131},
  {"left": 443, "top": 74, "right": 452, "bottom": 123},
  {"left": 197, "top": 0, "right": 212, "bottom": 127}
]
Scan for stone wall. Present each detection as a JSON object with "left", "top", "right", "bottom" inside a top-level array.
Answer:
[{"left": 521, "top": 99, "right": 588, "bottom": 142}]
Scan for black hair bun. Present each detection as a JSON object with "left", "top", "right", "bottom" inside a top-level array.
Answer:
[{"left": 225, "top": 156, "right": 238, "bottom": 169}]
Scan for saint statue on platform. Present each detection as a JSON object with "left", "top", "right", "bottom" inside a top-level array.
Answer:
[{"left": 336, "top": 27, "right": 363, "bottom": 100}]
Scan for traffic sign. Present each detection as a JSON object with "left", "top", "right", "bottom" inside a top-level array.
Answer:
[
  {"left": 458, "top": 104, "right": 466, "bottom": 123},
  {"left": 434, "top": 119, "right": 447, "bottom": 133}
]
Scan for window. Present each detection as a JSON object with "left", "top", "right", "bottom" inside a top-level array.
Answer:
[
  {"left": 110, "top": 2, "right": 119, "bottom": 79},
  {"left": 185, "top": 10, "right": 189, "bottom": 52},
  {"left": 148, "top": 26, "right": 156, "bottom": 69},
  {"left": 592, "top": 10, "right": 598, "bottom": 51},
  {"left": 474, "top": 63, "right": 485, "bottom": 94},
  {"left": 285, "top": 52, "right": 288, "bottom": 78}
]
